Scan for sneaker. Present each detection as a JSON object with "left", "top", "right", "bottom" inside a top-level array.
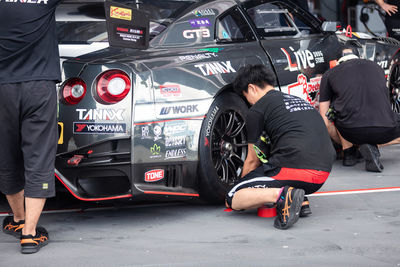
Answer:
[
  {"left": 274, "top": 186, "right": 305, "bottom": 230},
  {"left": 343, "top": 146, "right": 362, "bottom": 166},
  {"left": 2, "top": 216, "right": 24, "bottom": 238},
  {"left": 359, "top": 144, "right": 383, "bottom": 172},
  {"left": 300, "top": 196, "right": 312, "bottom": 217},
  {"left": 20, "top": 226, "right": 49, "bottom": 254}
]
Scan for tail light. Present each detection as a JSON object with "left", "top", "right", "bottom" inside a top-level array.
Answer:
[
  {"left": 95, "top": 70, "right": 131, "bottom": 104},
  {"left": 61, "top": 78, "right": 87, "bottom": 105}
]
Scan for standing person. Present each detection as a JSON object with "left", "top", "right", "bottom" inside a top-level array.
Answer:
[
  {"left": 225, "top": 65, "right": 335, "bottom": 230},
  {"left": 375, "top": 0, "right": 400, "bottom": 40},
  {"left": 319, "top": 46, "right": 400, "bottom": 172},
  {"left": 0, "top": 0, "right": 61, "bottom": 254}
]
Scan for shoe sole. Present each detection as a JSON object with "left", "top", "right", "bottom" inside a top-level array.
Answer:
[
  {"left": 300, "top": 206, "right": 312, "bottom": 217},
  {"left": 359, "top": 145, "right": 383, "bottom": 172},
  {"left": 2, "top": 228, "right": 21, "bottom": 238},
  {"left": 274, "top": 189, "right": 305, "bottom": 229},
  {"left": 21, "top": 239, "right": 49, "bottom": 254}
]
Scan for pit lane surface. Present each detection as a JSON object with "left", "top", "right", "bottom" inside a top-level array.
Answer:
[{"left": 1, "top": 146, "right": 400, "bottom": 266}]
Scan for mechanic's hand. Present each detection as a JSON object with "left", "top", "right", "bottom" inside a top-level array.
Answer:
[{"left": 379, "top": 2, "right": 398, "bottom": 16}]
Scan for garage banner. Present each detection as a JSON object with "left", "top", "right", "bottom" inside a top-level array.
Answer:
[{"left": 105, "top": 0, "right": 149, "bottom": 49}]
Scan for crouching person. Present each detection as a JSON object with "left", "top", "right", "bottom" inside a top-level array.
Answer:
[{"left": 226, "top": 65, "right": 336, "bottom": 229}]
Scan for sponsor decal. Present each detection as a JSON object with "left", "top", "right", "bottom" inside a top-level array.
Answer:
[
  {"left": 110, "top": 6, "right": 132, "bottom": 21},
  {"left": 377, "top": 60, "right": 388, "bottom": 69},
  {"left": 1, "top": 0, "right": 48, "bottom": 4},
  {"left": 153, "top": 125, "right": 162, "bottom": 141},
  {"left": 287, "top": 74, "right": 321, "bottom": 107},
  {"left": 204, "top": 137, "right": 210, "bottom": 147},
  {"left": 192, "top": 9, "right": 216, "bottom": 17},
  {"left": 150, "top": 144, "right": 161, "bottom": 158},
  {"left": 178, "top": 52, "right": 217, "bottom": 62},
  {"left": 205, "top": 106, "right": 219, "bottom": 137},
  {"left": 189, "top": 18, "right": 211, "bottom": 28},
  {"left": 160, "top": 85, "right": 181, "bottom": 97},
  {"left": 183, "top": 29, "right": 210, "bottom": 39},
  {"left": 144, "top": 169, "right": 165, "bottom": 182},
  {"left": 159, "top": 104, "right": 199, "bottom": 116},
  {"left": 76, "top": 109, "right": 125, "bottom": 121},
  {"left": 141, "top": 125, "right": 150, "bottom": 139},
  {"left": 281, "top": 47, "right": 325, "bottom": 72},
  {"left": 165, "top": 136, "right": 186, "bottom": 147},
  {"left": 194, "top": 61, "right": 236, "bottom": 76},
  {"left": 58, "top": 122, "right": 64, "bottom": 145},
  {"left": 165, "top": 148, "right": 187, "bottom": 159},
  {"left": 163, "top": 122, "right": 188, "bottom": 136},
  {"left": 198, "top": 48, "right": 224, "bottom": 53},
  {"left": 73, "top": 123, "right": 126, "bottom": 134}
]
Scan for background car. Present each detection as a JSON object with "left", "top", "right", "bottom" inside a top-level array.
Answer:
[{"left": 56, "top": 0, "right": 400, "bottom": 203}]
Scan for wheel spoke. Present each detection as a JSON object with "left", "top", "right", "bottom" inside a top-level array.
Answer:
[
  {"left": 227, "top": 158, "right": 238, "bottom": 181},
  {"left": 230, "top": 120, "right": 245, "bottom": 138},
  {"left": 231, "top": 152, "right": 244, "bottom": 167},
  {"left": 221, "top": 159, "right": 229, "bottom": 183},
  {"left": 224, "top": 112, "right": 235, "bottom": 136}
]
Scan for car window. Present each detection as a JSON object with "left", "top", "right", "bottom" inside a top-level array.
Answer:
[
  {"left": 216, "top": 7, "right": 255, "bottom": 42},
  {"left": 245, "top": 2, "right": 319, "bottom": 38},
  {"left": 56, "top": 1, "right": 197, "bottom": 44}
]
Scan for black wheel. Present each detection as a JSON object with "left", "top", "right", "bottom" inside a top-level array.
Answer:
[
  {"left": 388, "top": 55, "right": 400, "bottom": 113},
  {"left": 198, "top": 92, "right": 248, "bottom": 203}
]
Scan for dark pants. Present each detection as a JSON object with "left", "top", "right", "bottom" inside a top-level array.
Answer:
[{"left": 0, "top": 81, "right": 57, "bottom": 198}]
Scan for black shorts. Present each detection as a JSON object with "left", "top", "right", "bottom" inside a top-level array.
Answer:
[
  {"left": 0, "top": 81, "right": 57, "bottom": 198},
  {"left": 225, "top": 164, "right": 330, "bottom": 209},
  {"left": 337, "top": 125, "right": 400, "bottom": 145}
]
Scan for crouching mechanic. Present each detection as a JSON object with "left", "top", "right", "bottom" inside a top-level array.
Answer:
[{"left": 225, "top": 65, "right": 336, "bottom": 229}]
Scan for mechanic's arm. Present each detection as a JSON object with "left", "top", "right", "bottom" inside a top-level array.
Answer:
[
  {"left": 375, "top": 0, "right": 398, "bottom": 16},
  {"left": 241, "top": 143, "right": 261, "bottom": 178},
  {"left": 319, "top": 101, "right": 340, "bottom": 144}
]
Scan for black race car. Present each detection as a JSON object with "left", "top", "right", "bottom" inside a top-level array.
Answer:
[{"left": 56, "top": 0, "right": 400, "bottom": 203}]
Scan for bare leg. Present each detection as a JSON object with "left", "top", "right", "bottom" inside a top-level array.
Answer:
[
  {"left": 22, "top": 197, "right": 46, "bottom": 236},
  {"left": 6, "top": 190, "right": 25, "bottom": 222},
  {"left": 325, "top": 121, "right": 341, "bottom": 145},
  {"left": 337, "top": 130, "right": 353, "bottom": 150},
  {"left": 231, "top": 188, "right": 281, "bottom": 210},
  {"left": 379, "top": 137, "right": 400, "bottom": 147}
]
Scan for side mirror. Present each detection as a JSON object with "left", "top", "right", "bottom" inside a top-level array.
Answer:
[{"left": 321, "top": 21, "right": 338, "bottom": 33}]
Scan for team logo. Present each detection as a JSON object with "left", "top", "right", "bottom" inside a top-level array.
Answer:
[
  {"left": 144, "top": 169, "right": 165, "bottom": 182},
  {"left": 150, "top": 144, "right": 161, "bottom": 158},
  {"left": 189, "top": 18, "right": 211, "bottom": 28},
  {"left": 73, "top": 123, "right": 126, "bottom": 134},
  {"left": 153, "top": 125, "right": 162, "bottom": 141},
  {"left": 165, "top": 136, "right": 186, "bottom": 147},
  {"left": 159, "top": 104, "right": 198, "bottom": 116},
  {"left": 280, "top": 47, "right": 324, "bottom": 72},
  {"left": 110, "top": 6, "right": 132, "bottom": 21},
  {"left": 160, "top": 85, "right": 181, "bottom": 97},
  {"left": 194, "top": 61, "right": 236, "bottom": 76},
  {"left": 141, "top": 126, "right": 150, "bottom": 139},
  {"left": 183, "top": 29, "right": 210, "bottom": 39},
  {"left": 76, "top": 109, "right": 125, "bottom": 121},
  {"left": 165, "top": 148, "right": 187, "bottom": 159},
  {"left": 192, "top": 9, "right": 216, "bottom": 17}
]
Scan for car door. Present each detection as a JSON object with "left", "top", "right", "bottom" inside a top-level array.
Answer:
[{"left": 242, "top": 0, "right": 340, "bottom": 109}]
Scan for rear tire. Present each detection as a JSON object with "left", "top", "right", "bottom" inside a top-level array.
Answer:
[
  {"left": 198, "top": 93, "right": 248, "bottom": 203},
  {"left": 388, "top": 54, "right": 400, "bottom": 113}
]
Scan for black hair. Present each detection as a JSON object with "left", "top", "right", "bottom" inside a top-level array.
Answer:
[
  {"left": 233, "top": 64, "right": 276, "bottom": 96},
  {"left": 336, "top": 44, "right": 360, "bottom": 60}
]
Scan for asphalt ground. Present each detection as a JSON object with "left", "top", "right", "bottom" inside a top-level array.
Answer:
[{"left": 1, "top": 145, "right": 400, "bottom": 266}]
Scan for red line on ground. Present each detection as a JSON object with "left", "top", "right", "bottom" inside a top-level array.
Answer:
[
  {"left": 313, "top": 186, "right": 400, "bottom": 195},
  {"left": 55, "top": 173, "right": 133, "bottom": 201},
  {"left": 134, "top": 116, "right": 206, "bottom": 126},
  {"left": 143, "top": 191, "right": 199, "bottom": 197}
]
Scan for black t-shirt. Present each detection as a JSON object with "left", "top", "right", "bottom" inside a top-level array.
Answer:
[
  {"left": 0, "top": 0, "right": 61, "bottom": 84},
  {"left": 246, "top": 90, "right": 335, "bottom": 172},
  {"left": 320, "top": 58, "right": 397, "bottom": 128}
]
